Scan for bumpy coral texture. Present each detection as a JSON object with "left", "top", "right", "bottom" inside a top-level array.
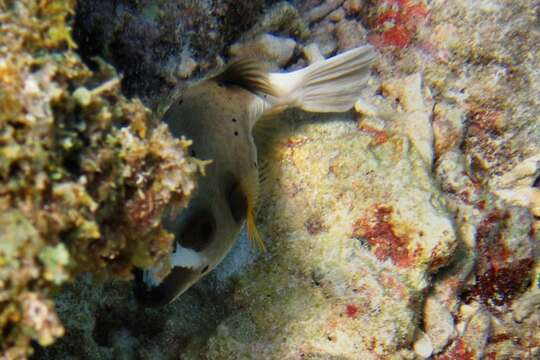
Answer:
[
  {"left": 73, "top": 0, "right": 281, "bottom": 103},
  {"left": 25, "top": 0, "right": 540, "bottom": 359},
  {"left": 0, "top": 0, "right": 197, "bottom": 357}
]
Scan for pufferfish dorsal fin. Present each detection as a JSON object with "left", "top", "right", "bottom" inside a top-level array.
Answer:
[{"left": 213, "top": 59, "right": 277, "bottom": 97}]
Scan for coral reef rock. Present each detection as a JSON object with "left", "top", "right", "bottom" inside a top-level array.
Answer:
[{"left": 0, "top": 0, "right": 197, "bottom": 357}]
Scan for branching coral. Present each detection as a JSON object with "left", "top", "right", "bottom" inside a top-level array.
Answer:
[{"left": 0, "top": 0, "right": 197, "bottom": 357}]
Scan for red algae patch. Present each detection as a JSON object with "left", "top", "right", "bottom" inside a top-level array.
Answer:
[
  {"left": 357, "top": 122, "right": 389, "bottom": 145},
  {"left": 462, "top": 258, "right": 534, "bottom": 310},
  {"left": 345, "top": 304, "right": 359, "bottom": 318},
  {"left": 367, "top": 0, "right": 429, "bottom": 49},
  {"left": 352, "top": 206, "right": 415, "bottom": 267},
  {"left": 436, "top": 338, "right": 475, "bottom": 360},
  {"left": 461, "top": 209, "right": 535, "bottom": 310},
  {"left": 467, "top": 107, "right": 505, "bottom": 136}
]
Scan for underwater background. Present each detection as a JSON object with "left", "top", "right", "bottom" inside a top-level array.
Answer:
[{"left": 0, "top": 0, "right": 539, "bottom": 359}]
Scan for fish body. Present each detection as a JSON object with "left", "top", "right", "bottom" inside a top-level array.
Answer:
[{"left": 134, "top": 45, "right": 376, "bottom": 306}]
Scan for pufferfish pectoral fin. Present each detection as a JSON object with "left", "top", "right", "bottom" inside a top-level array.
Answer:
[
  {"left": 244, "top": 176, "right": 266, "bottom": 252},
  {"left": 227, "top": 177, "right": 266, "bottom": 252},
  {"left": 246, "top": 196, "right": 265, "bottom": 252}
]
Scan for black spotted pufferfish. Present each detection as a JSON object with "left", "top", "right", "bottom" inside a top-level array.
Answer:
[{"left": 134, "top": 44, "right": 376, "bottom": 307}]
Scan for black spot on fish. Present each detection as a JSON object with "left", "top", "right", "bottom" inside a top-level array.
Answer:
[
  {"left": 232, "top": 118, "right": 237, "bottom": 122},
  {"left": 234, "top": 131, "right": 239, "bottom": 136},
  {"left": 178, "top": 99, "right": 183, "bottom": 105},
  {"left": 178, "top": 209, "right": 216, "bottom": 252},
  {"left": 227, "top": 182, "right": 247, "bottom": 223}
]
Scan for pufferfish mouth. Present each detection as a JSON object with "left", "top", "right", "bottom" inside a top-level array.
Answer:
[
  {"left": 133, "top": 267, "right": 170, "bottom": 308},
  {"left": 133, "top": 242, "right": 211, "bottom": 307},
  {"left": 133, "top": 205, "right": 217, "bottom": 307},
  {"left": 133, "top": 265, "right": 202, "bottom": 308}
]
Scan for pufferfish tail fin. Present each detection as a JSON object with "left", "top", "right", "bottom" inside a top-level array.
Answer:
[{"left": 268, "top": 45, "right": 376, "bottom": 113}]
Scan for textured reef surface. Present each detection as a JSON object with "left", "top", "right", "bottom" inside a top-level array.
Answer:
[
  {"left": 0, "top": 0, "right": 198, "bottom": 357},
  {"left": 0, "top": 0, "right": 538, "bottom": 359}
]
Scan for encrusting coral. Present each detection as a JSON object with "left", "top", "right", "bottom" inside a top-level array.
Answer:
[{"left": 0, "top": 0, "right": 198, "bottom": 357}]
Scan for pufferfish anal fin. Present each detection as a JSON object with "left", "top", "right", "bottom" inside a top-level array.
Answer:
[{"left": 213, "top": 59, "right": 277, "bottom": 97}]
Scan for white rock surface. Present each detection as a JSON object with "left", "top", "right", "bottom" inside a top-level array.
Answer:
[{"left": 229, "top": 34, "right": 296, "bottom": 67}]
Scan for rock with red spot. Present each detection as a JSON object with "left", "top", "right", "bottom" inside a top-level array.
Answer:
[
  {"left": 436, "top": 338, "right": 476, "bottom": 360},
  {"left": 367, "top": 0, "right": 429, "bottom": 49},
  {"left": 436, "top": 303, "right": 491, "bottom": 360},
  {"left": 199, "top": 101, "right": 456, "bottom": 357},
  {"left": 462, "top": 206, "right": 535, "bottom": 311},
  {"left": 345, "top": 304, "right": 359, "bottom": 318},
  {"left": 352, "top": 206, "right": 416, "bottom": 268}
]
